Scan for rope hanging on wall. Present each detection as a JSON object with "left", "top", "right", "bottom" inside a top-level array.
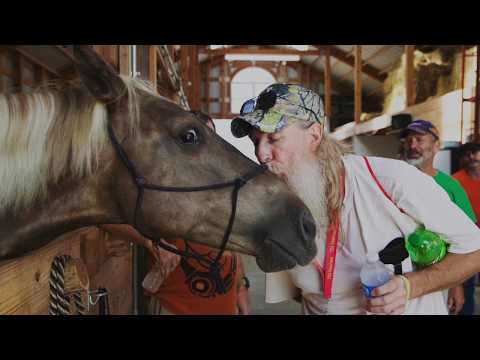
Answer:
[{"left": 49, "top": 255, "right": 87, "bottom": 315}]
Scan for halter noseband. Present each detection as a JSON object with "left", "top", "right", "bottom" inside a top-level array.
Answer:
[{"left": 106, "top": 122, "right": 266, "bottom": 293}]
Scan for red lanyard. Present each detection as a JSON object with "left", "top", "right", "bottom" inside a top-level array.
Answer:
[{"left": 313, "top": 173, "right": 345, "bottom": 300}]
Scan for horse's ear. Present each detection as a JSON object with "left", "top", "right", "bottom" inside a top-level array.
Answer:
[{"left": 73, "top": 46, "right": 126, "bottom": 103}]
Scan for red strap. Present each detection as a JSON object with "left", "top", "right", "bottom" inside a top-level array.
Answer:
[
  {"left": 313, "top": 172, "right": 345, "bottom": 300},
  {"left": 362, "top": 156, "right": 406, "bottom": 214},
  {"left": 313, "top": 214, "right": 339, "bottom": 300}
]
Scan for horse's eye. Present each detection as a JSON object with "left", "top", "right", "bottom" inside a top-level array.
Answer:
[{"left": 180, "top": 129, "right": 199, "bottom": 145}]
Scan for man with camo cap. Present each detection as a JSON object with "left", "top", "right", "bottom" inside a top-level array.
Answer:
[
  {"left": 232, "top": 83, "right": 326, "bottom": 138},
  {"left": 231, "top": 83, "right": 480, "bottom": 315}
]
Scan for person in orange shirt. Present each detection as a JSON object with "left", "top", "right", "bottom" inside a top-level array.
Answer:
[
  {"left": 453, "top": 142, "right": 480, "bottom": 225},
  {"left": 100, "top": 111, "right": 251, "bottom": 315},
  {"left": 453, "top": 142, "right": 480, "bottom": 315}
]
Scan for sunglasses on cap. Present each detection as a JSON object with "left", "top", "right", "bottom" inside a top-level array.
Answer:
[{"left": 240, "top": 90, "right": 322, "bottom": 123}]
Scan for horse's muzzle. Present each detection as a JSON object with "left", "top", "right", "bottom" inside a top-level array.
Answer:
[{"left": 256, "top": 208, "right": 317, "bottom": 273}]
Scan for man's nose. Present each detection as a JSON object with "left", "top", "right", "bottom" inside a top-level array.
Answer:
[
  {"left": 257, "top": 142, "right": 272, "bottom": 164},
  {"left": 408, "top": 141, "right": 419, "bottom": 151}
]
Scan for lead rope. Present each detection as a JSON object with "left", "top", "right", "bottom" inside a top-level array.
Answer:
[{"left": 49, "top": 255, "right": 87, "bottom": 315}]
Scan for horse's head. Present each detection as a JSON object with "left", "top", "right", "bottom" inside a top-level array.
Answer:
[{"left": 74, "top": 46, "right": 317, "bottom": 272}]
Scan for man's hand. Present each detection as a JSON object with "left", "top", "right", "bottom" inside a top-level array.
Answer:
[
  {"left": 447, "top": 285, "right": 464, "bottom": 315},
  {"left": 365, "top": 276, "right": 408, "bottom": 315},
  {"left": 142, "top": 240, "right": 181, "bottom": 294},
  {"left": 237, "top": 286, "right": 251, "bottom": 315},
  {"left": 149, "top": 240, "right": 181, "bottom": 276}
]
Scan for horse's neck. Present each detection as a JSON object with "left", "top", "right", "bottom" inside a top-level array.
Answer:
[{"left": 0, "top": 176, "right": 122, "bottom": 260}]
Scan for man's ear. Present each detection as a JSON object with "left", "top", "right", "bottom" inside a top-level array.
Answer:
[
  {"left": 433, "top": 138, "right": 442, "bottom": 153},
  {"left": 307, "top": 123, "right": 324, "bottom": 152}
]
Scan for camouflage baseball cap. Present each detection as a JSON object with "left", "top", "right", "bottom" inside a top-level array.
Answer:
[{"left": 231, "top": 83, "right": 327, "bottom": 138}]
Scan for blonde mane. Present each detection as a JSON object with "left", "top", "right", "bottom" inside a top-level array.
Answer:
[{"left": 0, "top": 76, "right": 160, "bottom": 214}]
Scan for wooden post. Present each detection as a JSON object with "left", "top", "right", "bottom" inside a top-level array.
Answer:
[
  {"left": 148, "top": 45, "right": 157, "bottom": 92},
  {"left": 219, "top": 58, "right": 226, "bottom": 118},
  {"left": 119, "top": 45, "right": 131, "bottom": 76},
  {"left": 324, "top": 47, "right": 332, "bottom": 118},
  {"left": 224, "top": 60, "right": 230, "bottom": 117},
  {"left": 189, "top": 46, "right": 201, "bottom": 110},
  {"left": 179, "top": 46, "right": 190, "bottom": 104},
  {"left": 205, "top": 61, "right": 211, "bottom": 113},
  {"left": 405, "top": 45, "right": 415, "bottom": 107},
  {"left": 278, "top": 61, "right": 288, "bottom": 82},
  {"left": 354, "top": 45, "right": 362, "bottom": 124}
]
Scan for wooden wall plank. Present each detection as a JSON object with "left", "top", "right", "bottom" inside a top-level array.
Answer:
[{"left": 0, "top": 227, "right": 133, "bottom": 315}]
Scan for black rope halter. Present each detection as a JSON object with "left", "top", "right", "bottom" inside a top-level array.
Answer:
[{"left": 107, "top": 122, "right": 266, "bottom": 294}]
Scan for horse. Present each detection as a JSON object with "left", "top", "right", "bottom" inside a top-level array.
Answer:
[{"left": 0, "top": 45, "right": 317, "bottom": 273}]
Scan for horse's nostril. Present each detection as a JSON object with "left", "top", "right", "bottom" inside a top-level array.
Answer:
[{"left": 299, "top": 210, "right": 316, "bottom": 241}]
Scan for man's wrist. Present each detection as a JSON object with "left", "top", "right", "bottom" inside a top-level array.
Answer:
[{"left": 399, "top": 274, "right": 411, "bottom": 301}]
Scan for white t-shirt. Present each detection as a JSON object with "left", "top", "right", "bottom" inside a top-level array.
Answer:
[{"left": 266, "top": 154, "right": 480, "bottom": 315}]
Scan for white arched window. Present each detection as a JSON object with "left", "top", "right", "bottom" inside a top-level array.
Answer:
[{"left": 230, "top": 67, "right": 276, "bottom": 114}]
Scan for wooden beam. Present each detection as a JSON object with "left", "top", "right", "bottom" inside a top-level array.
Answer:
[
  {"left": 119, "top": 45, "right": 131, "bottom": 76},
  {"left": 405, "top": 45, "right": 415, "bottom": 107},
  {"left": 219, "top": 58, "right": 226, "bottom": 117},
  {"left": 278, "top": 61, "right": 288, "bottom": 82},
  {"left": 330, "top": 46, "right": 355, "bottom": 71},
  {"left": 225, "top": 58, "right": 231, "bottom": 114},
  {"left": 148, "top": 45, "right": 157, "bottom": 92},
  {"left": 324, "top": 48, "right": 332, "bottom": 118},
  {"left": 354, "top": 45, "right": 362, "bottom": 124},
  {"left": 12, "top": 46, "right": 60, "bottom": 77},
  {"left": 190, "top": 46, "right": 201, "bottom": 110},
  {"left": 205, "top": 61, "right": 211, "bottom": 113},
  {"left": 55, "top": 46, "right": 76, "bottom": 62},
  {"left": 179, "top": 46, "right": 189, "bottom": 102},
  {"left": 205, "top": 47, "right": 322, "bottom": 57},
  {"left": 321, "top": 45, "right": 387, "bottom": 82},
  {"left": 337, "top": 45, "right": 394, "bottom": 83}
]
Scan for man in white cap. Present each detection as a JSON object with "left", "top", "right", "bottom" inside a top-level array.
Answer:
[{"left": 231, "top": 83, "right": 480, "bottom": 315}]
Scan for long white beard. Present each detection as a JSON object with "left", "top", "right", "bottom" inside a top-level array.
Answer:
[
  {"left": 283, "top": 159, "right": 330, "bottom": 293},
  {"left": 285, "top": 159, "right": 329, "bottom": 231}
]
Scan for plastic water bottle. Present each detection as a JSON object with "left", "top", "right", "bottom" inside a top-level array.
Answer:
[{"left": 360, "top": 253, "right": 393, "bottom": 299}]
